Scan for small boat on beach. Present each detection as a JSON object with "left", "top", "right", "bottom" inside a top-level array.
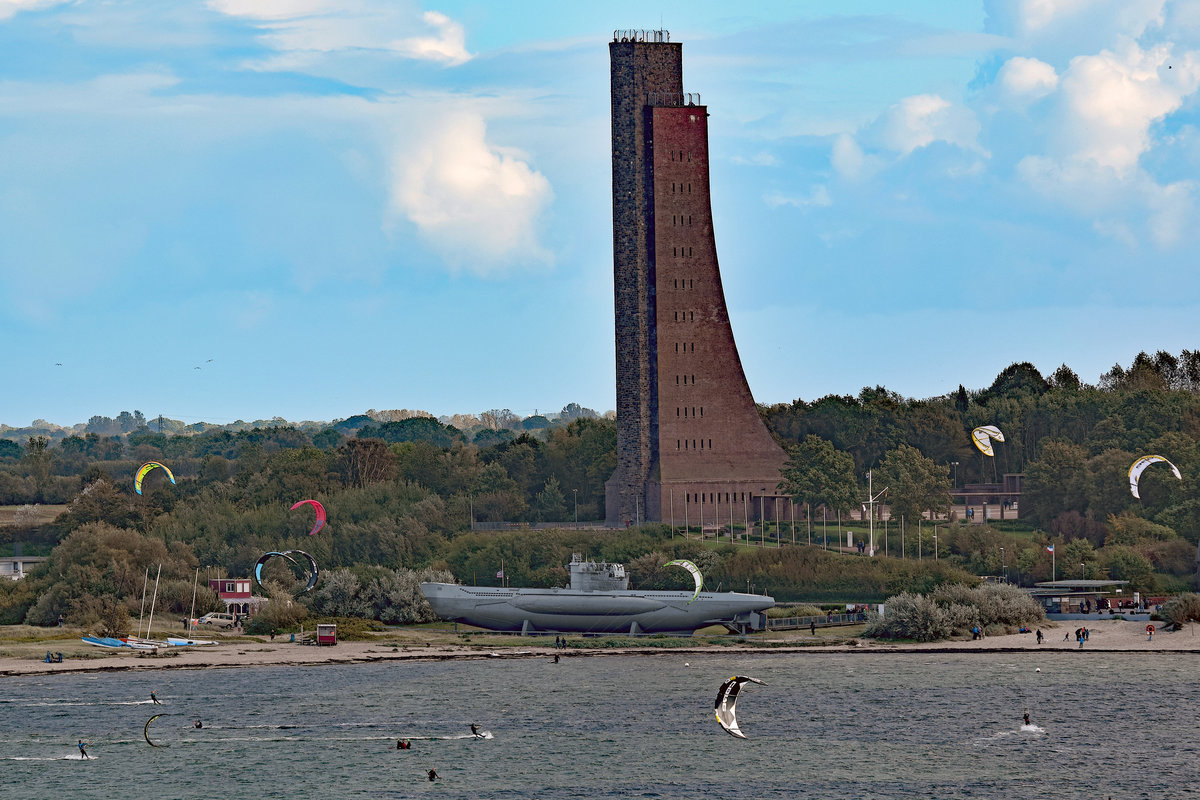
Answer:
[
  {"left": 81, "top": 636, "right": 126, "bottom": 649},
  {"left": 165, "top": 637, "right": 217, "bottom": 647}
]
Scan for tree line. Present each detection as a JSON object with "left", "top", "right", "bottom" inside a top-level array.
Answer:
[{"left": 2, "top": 350, "right": 1199, "bottom": 629}]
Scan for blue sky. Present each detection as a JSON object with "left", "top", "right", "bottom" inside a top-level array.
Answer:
[{"left": 2, "top": 0, "right": 1199, "bottom": 428}]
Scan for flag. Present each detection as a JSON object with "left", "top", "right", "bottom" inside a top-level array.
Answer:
[
  {"left": 496, "top": 570, "right": 504, "bottom": 578},
  {"left": 1045, "top": 545, "right": 1054, "bottom": 553}
]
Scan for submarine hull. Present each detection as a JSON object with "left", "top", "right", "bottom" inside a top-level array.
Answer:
[{"left": 419, "top": 583, "right": 773, "bottom": 635}]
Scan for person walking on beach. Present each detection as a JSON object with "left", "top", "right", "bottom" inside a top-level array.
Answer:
[
  {"left": 1036, "top": 629, "right": 1043, "bottom": 645},
  {"left": 77, "top": 739, "right": 89, "bottom": 759},
  {"left": 810, "top": 620, "right": 816, "bottom": 636}
]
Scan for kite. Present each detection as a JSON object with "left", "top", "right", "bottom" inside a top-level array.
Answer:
[
  {"left": 144, "top": 713, "right": 170, "bottom": 748},
  {"left": 664, "top": 559, "right": 703, "bottom": 603},
  {"left": 971, "top": 426, "right": 1005, "bottom": 457},
  {"left": 134, "top": 462, "right": 176, "bottom": 496},
  {"left": 290, "top": 499, "right": 327, "bottom": 536},
  {"left": 1129, "top": 455, "right": 1182, "bottom": 499},
  {"left": 714, "top": 675, "right": 767, "bottom": 739},
  {"left": 254, "top": 549, "right": 319, "bottom": 595}
]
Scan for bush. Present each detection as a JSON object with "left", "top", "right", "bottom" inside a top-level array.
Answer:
[
  {"left": 866, "top": 583, "right": 1045, "bottom": 642},
  {"left": 1161, "top": 593, "right": 1200, "bottom": 627}
]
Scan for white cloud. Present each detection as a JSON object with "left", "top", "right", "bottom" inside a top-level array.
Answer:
[
  {"left": 764, "top": 185, "right": 831, "bottom": 209},
  {"left": 208, "top": 0, "right": 472, "bottom": 66},
  {"left": 730, "top": 151, "right": 778, "bottom": 167},
  {"left": 997, "top": 56, "right": 1059, "bottom": 102},
  {"left": 0, "top": 0, "right": 66, "bottom": 21},
  {"left": 876, "top": 94, "right": 987, "bottom": 156},
  {"left": 831, "top": 134, "right": 874, "bottom": 180},
  {"left": 1003, "top": 0, "right": 1167, "bottom": 43},
  {"left": 389, "top": 112, "right": 553, "bottom": 273},
  {"left": 1053, "top": 42, "right": 1199, "bottom": 173},
  {"left": 388, "top": 11, "right": 469, "bottom": 65}
]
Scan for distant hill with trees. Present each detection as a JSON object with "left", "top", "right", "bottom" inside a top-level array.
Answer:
[{"left": 2, "top": 351, "right": 1199, "bottom": 630}]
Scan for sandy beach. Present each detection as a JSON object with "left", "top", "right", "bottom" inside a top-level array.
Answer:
[{"left": 2, "top": 618, "right": 1195, "bottom": 677}]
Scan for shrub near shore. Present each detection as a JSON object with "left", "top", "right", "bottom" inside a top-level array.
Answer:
[{"left": 864, "top": 583, "right": 1046, "bottom": 642}]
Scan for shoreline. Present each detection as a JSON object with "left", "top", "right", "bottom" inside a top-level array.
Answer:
[{"left": 2, "top": 618, "right": 1194, "bottom": 677}]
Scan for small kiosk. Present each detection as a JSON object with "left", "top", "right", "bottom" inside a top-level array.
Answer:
[{"left": 316, "top": 623, "right": 337, "bottom": 646}]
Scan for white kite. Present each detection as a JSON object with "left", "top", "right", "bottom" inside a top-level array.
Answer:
[
  {"left": 1129, "top": 455, "right": 1182, "bottom": 499},
  {"left": 971, "top": 425, "right": 1005, "bottom": 457},
  {"left": 714, "top": 676, "right": 767, "bottom": 739},
  {"left": 664, "top": 559, "right": 703, "bottom": 603}
]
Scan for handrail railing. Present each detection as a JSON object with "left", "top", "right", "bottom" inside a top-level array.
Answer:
[
  {"left": 646, "top": 92, "right": 702, "bottom": 107},
  {"left": 613, "top": 29, "right": 670, "bottom": 43}
]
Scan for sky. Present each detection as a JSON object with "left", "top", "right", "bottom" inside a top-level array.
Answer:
[{"left": 2, "top": 0, "right": 1199, "bottom": 428}]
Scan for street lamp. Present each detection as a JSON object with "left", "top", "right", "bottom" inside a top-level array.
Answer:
[
  {"left": 933, "top": 529, "right": 939, "bottom": 561},
  {"left": 573, "top": 489, "right": 578, "bottom": 527},
  {"left": 951, "top": 461, "right": 959, "bottom": 488},
  {"left": 1080, "top": 562, "right": 1086, "bottom": 579},
  {"left": 1000, "top": 547, "right": 1005, "bottom": 581},
  {"left": 759, "top": 490, "right": 766, "bottom": 546},
  {"left": 865, "top": 471, "right": 887, "bottom": 557}
]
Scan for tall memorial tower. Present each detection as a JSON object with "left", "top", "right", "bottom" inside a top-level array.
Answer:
[{"left": 606, "top": 30, "right": 788, "bottom": 528}]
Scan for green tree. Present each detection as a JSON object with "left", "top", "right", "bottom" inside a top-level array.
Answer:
[
  {"left": 778, "top": 435, "right": 858, "bottom": 519},
  {"left": 1023, "top": 440, "right": 1088, "bottom": 523},
  {"left": 533, "top": 476, "right": 568, "bottom": 522},
  {"left": 1102, "top": 545, "right": 1155, "bottom": 589},
  {"left": 875, "top": 444, "right": 950, "bottom": 523}
]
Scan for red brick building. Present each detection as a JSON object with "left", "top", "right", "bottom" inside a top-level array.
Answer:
[{"left": 606, "top": 31, "right": 788, "bottom": 527}]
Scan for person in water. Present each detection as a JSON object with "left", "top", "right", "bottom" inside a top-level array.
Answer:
[
  {"left": 427, "top": 768, "right": 439, "bottom": 781},
  {"left": 470, "top": 723, "right": 481, "bottom": 738},
  {"left": 193, "top": 720, "right": 203, "bottom": 729},
  {"left": 77, "top": 739, "right": 89, "bottom": 759},
  {"left": 1023, "top": 712, "right": 1031, "bottom": 726},
  {"left": 150, "top": 691, "right": 162, "bottom": 705}
]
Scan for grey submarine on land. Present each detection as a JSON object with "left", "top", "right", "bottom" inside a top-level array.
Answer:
[{"left": 420, "top": 554, "right": 773, "bottom": 635}]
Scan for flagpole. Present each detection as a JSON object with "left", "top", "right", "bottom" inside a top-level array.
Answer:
[{"left": 1053, "top": 549, "right": 1056, "bottom": 582}]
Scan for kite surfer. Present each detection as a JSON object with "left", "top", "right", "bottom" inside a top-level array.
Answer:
[
  {"left": 470, "top": 723, "right": 482, "bottom": 738},
  {"left": 428, "top": 768, "right": 439, "bottom": 781},
  {"left": 193, "top": 720, "right": 203, "bottom": 729},
  {"left": 1023, "top": 712, "right": 1031, "bottom": 726},
  {"left": 77, "top": 739, "right": 89, "bottom": 759},
  {"left": 150, "top": 691, "right": 162, "bottom": 705}
]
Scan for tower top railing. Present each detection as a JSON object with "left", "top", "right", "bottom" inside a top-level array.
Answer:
[
  {"left": 646, "top": 92, "right": 702, "bottom": 107},
  {"left": 613, "top": 29, "right": 670, "bottom": 43}
]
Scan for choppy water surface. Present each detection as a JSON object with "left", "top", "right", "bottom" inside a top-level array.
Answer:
[{"left": 1, "top": 652, "right": 1198, "bottom": 799}]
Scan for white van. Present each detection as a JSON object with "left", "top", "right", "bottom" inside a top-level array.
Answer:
[{"left": 197, "top": 612, "right": 238, "bottom": 629}]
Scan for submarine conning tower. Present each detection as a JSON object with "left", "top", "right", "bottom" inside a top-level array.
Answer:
[{"left": 568, "top": 553, "right": 629, "bottom": 591}]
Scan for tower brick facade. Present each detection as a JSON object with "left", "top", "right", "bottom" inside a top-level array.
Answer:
[{"left": 606, "top": 31, "right": 788, "bottom": 528}]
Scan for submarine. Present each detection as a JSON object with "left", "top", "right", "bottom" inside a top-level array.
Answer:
[{"left": 420, "top": 554, "right": 773, "bottom": 635}]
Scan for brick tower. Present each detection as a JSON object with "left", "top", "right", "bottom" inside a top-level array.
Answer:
[{"left": 605, "top": 30, "right": 788, "bottom": 529}]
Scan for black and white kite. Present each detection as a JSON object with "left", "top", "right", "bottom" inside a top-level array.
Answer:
[{"left": 714, "top": 675, "right": 767, "bottom": 739}]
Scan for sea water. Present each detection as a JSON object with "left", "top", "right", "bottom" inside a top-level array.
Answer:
[{"left": 1, "top": 651, "right": 1198, "bottom": 799}]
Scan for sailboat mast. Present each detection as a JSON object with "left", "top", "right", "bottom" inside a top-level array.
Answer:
[
  {"left": 146, "top": 564, "right": 162, "bottom": 640},
  {"left": 137, "top": 567, "right": 149, "bottom": 639},
  {"left": 188, "top": 568, "right": 199, "bottom": 634}
]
